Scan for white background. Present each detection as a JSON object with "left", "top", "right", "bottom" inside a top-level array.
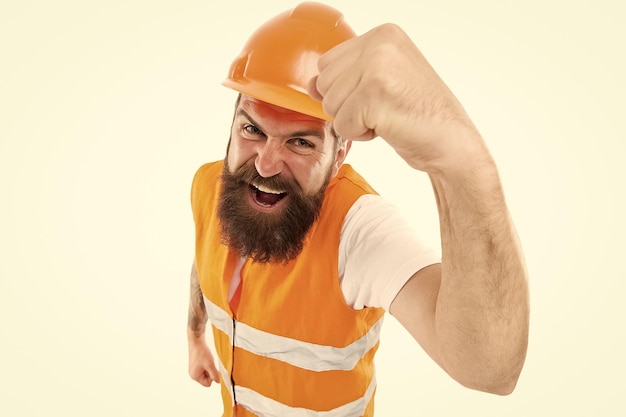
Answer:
[{"left": 1, "top": 0, "right": 624, "bottom": 415}]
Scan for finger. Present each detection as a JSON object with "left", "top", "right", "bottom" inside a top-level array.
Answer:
[
  {"left": 332, "top": 91, "right": 378, "bottom": 141},
  {"left": 317, "top": 35, "right": 362, "bottom": 72},
  {"left": 315, "top": 54, "right": 362, "bottom": 103},
  {"left": 194, "top": 371, "right": 213, "bottom": 387},
  {"left": 315, "top": 39, "right": 363, "bottom": 98},
  {"left": 306, "top": 76, "right": 323, "bottom": 102},
  {"left": 319, "top": 67, "right": 362, "bottom": 119},
  {"left": 207, "top": 363, "right": 220, "bottom": 383},
  {"left": 190, "top": 362, "right": 219, "bottom": 387}
]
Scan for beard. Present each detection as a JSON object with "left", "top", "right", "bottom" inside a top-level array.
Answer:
[{"left": 217, "top": 159, "right": 331, "bottom": 264}]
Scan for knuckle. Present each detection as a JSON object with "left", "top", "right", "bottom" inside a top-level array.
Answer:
[
  {"left": 316, "top": 73, "right": 331, "bottom": 96},
  {"left": 373, "top": 22, "right": 405, "bottom": 39},
  {"left": 321, "top": 96, "right": 339, "bottom": 118}
]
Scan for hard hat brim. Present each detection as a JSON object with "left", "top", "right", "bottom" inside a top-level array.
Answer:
[{"left": 222, "top": 79, "right": 331, "bottom": 122}]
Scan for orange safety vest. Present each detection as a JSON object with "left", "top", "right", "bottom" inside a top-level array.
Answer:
[{"left": 191, "top": 161, "right": 386, "bottom": 417}]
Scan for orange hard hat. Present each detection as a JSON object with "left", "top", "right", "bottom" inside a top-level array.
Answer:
[{"left": 222, "top": 2, "right": 356, "bottom": 121}]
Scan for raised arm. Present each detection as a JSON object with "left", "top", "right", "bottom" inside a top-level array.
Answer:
[
  {"left": 311, "top": 23, "right": 529, "bottom": 394},
  {"left": 391, "top": 156, "right": 529, "bottom": 394},
  {"left": 187, "top": 260, "right": 219, "bottom": 387}
]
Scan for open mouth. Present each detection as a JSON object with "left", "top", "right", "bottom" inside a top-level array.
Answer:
[{"left": 249, "top": 181, "right": 288, "bottom": 208}]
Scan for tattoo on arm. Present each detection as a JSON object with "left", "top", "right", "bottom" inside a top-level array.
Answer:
[{"left": 188, "top": 262, "right": 208, "bottom": 338}]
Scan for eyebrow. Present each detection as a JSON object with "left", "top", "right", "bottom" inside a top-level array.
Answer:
[{"left": 236, "top": 108, "right": 326, "bottom": 140}]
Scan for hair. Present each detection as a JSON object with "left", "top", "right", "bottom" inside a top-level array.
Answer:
[{"left": 330, "top": 126, "right": 345, "bottom": 152}]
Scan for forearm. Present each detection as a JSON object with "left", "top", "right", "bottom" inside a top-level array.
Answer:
[
  {"left": 188, "top": 261, "right": 208, "bottom": 342},
  {"left": 429, "top": 144, "right": 529, "bottom": 394},
  {"left": 187, "top": 261, "right": 220, "bottom": 386}
]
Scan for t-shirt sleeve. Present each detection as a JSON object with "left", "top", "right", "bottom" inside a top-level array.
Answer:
[{"left": 338, "top": 194, "right": 441, "bottom": 311}]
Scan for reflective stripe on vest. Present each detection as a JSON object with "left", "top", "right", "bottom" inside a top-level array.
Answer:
[
  {"left": 216, "top": 354, "right": 377, "bottom": 417},
  {"left": 206, "top": 297, "right": 384, "bottom": 372},
  {"left": 234, "top": 375, "right": 376, "bottom": 417}
]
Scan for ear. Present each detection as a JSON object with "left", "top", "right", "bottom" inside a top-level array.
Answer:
[{"left": 331, "top": 140, "right": 352, "bottom": 177}]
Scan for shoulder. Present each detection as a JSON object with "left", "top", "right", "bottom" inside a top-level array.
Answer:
[
  {"left": 190, "top": 161, "right": 223, "bottom": 217},
  {"left": 339, "top": 194, "right": 441, "bottom": 310},
  {"left": 192, "top": 161, "right": 223, "bottom": 186},
  {"left": 340, "top": 193, "right": 414, "bottom": 258},
  {"left": 342, "top": 194, "right": 403, "bottom": 236},
  {"left": 322, "top": 164, "right": 378, "bottom": 217},
  {"left": 191, "top": 161, "right": 223, "bottom": 195},
  {"left": 331, "top": 164, "right": 378, "bottom": 196}
]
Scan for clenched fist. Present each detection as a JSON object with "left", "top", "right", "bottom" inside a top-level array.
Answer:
[{"left": 309, "top": 23, "right": 490, "bottom": 175}]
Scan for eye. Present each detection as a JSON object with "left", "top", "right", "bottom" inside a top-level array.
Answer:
[
  {"left": 243, "top": 124, "right": 263, "bottom": 136},
  {"left": 290, "top": 138, "right": 314, "bottom": 149}
]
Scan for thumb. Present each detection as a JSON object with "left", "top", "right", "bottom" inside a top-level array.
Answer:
[
  {"left": 333, "top": 113, "right": 377, "bottom": 142},
  {"left": 307, "top": 76, "right": 324, "bottom": 102},
  {"left": 348, "top": 129, "right": 377, "bottom": 142},
  {"left": 197, "top": 367, "right": 219, "bottom": 387},
  {"left": 207, "top": 361, "right": 220, "bottom": 383}
]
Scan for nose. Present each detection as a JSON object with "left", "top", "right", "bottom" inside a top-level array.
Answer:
[{"left": 255, "top": 140, "right": 284, "bottom": 178}]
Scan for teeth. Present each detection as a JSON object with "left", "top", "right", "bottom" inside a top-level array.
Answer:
[{"left": 252, "top": 182, "right": 285, "bottom": 195}]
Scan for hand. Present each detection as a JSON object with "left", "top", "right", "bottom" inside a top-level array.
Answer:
[
  {"left": 310, "top": 24, "right": 487, "bottom": 173},
  {"left": 188, "top": 337, "right": 220, "bottom": 387}
]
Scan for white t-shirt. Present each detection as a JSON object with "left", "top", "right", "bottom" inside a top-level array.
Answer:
[
  {"left": 228, "top": 194, "right": 441, "bottom": 311},
  {"left": 338, "top": 194, "right": 441, "bottom": 310}
]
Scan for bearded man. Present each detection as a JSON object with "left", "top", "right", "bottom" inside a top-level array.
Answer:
[{"left": 186, "top": 3, "right": 529, "bottom": 417}]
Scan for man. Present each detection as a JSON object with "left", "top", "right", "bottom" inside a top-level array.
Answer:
[{"left": 187, "top": 3, "right": 529, "bottom": 416}]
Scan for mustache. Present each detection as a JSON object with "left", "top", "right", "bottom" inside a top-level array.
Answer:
[{"left": 224, "top": 162, "right": 303, "bottom": 195}]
